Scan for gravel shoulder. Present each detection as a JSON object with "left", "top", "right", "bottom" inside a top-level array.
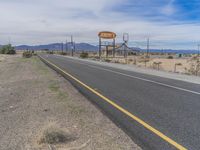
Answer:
[{"left": 0, "top": 54, "right": 141, "bottom": 150}]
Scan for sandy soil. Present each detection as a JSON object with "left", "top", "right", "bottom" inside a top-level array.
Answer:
[
  {"left": 0, "top": 54, "right": 140, "bottom": 150},
  {"left": 98, "top": 55, "right": 200, "bottom": 76},
  {"left": 136, "top": 58, "right": 189, "bottom": 73}
]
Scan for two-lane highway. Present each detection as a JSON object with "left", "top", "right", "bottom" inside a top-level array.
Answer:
[{"left": 39, "top": 54, "right": 200, "bottom": 150}]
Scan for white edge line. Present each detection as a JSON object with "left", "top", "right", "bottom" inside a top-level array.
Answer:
[{"left": 56, "top": 55, "right": 200, "bottom": 95}]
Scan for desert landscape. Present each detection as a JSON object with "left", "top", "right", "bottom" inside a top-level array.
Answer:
[{"left": 1, "top": 0, "right": 200, "bottom": 149}]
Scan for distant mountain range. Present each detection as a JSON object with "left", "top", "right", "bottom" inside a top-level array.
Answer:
[
  {"left": 139, "top": 49, "right": 199, "bottom": 54},
  {"left": 0, "top": 42, "right": 199, "bottom": 54},
  {"left": 14, "top": 43, "right": 98, "bottom": 51}
]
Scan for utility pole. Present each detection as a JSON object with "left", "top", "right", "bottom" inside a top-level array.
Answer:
[
  {"left": 146, "top": 37, "right": 150, "bottom": 57},
  {"left": 71, "top": 35, "right": 74, "bottom": 56},
  {"left": 61, "top": 42, "right": 64, "bottom": 54},
  {"left": 198, "top": 44, "right": 200, "bottom": 57},
  {"left": 65, "top": 39, "right": 68, "bottom": 53},
  {"left": 99, "top": 37, "right": 101, "bottom": 58},
  {"left": 73, "top": 41, "right": 76, "bottom": 55},
  {"left": 113, "top": 38, "right": 115, "bottom": 57}
]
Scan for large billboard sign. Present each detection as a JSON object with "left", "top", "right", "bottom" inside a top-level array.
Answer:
[{"left": 98, "top": 31, "right": 116, "bottom": 39}]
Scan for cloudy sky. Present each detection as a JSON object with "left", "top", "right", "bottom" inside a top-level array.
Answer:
[{"left": 0, "top": 0, "right": 200, "bottom": 49}]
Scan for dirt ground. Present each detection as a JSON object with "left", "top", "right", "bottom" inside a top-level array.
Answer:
[
  {"left": 137, "top": 57, "right": 189, "bottom": 73},
  {"left": 0, "top": 54, "right": 140, "bottom": 150},
  {"left": 98, "top": 55, "right": 200, "bottom": 76}
]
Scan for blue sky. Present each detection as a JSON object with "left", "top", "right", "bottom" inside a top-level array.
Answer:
[{"left": 0, "top": 0, "right": 200, "bottom": 49}]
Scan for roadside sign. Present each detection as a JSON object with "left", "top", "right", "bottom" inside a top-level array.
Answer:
[{"left": 98, "top": 31, "right": 116, "bottom": 39}]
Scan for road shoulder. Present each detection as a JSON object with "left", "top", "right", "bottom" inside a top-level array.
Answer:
[
  {"left": 0, "top": 54, "right": 141, "bottom": 150},
  {"left": 60, "top": 55, "right": 200, "bottom": 84}
]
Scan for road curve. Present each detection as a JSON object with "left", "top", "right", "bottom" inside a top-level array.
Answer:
[{"left": 39, "top": 54, "right": 200, "bottom": 150}]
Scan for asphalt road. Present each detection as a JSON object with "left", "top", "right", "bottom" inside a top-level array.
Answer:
[{"left": 39, "top": 54, "right": 200, "bottom": 150}]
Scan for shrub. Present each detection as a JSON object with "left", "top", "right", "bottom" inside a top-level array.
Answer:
[
  {"left": 128, "top": 58, "right": 133, "bottom": 62},
  {"left": 187, "top": 58, "right": 200, "bottom": 75},
  {"left": 0, "top": 44, "right": 16, "bottom": 54},
  {"left": 40, "top": 128, "right": 67, "bottom": 144},
  {"left": 168, "top": 55, "right": 173, "bottom": 59},
  {"left": 23, "top": 51, "right": 32, "bottom": 58},
  {"left": 113, "top": 60, "right": 120, "bottom": 63},
  {"left": 59, "top": 52, "right": 67, "bottom": 55},
  {"left": 80, "top": 52, "right": 88, "bottom": 58},
  {"left": 128, "top": 52, "right": 137, "bottom": 55},
  {"left": 47, "top": 51, "right": 54, "bottom": 54},
  {"left": 104, "top": 58, "right": 111, "bottom": 62},
  {"left": 38, "top": 125, "right": 73, "bottom": 145}
]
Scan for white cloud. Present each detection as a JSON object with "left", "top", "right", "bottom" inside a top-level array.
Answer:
[
  {"left": 0, "top": 0, "right": 200, "bottom": 49},
  {"left": 161, "top": 0, "right": 176, "bottom": 16},
  {"left": 161, "top": 5, "right": 175, "bottom": 16}
]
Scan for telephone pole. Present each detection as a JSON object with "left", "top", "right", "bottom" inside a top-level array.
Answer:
[
  {"left": 65, "top": 39, "right": 68, "bottom": 53},
  {"left": 61, "top": 42, "right": 64, "bottom": 53},
  {"left": 146, "top": 37, "right": 150, "bottom": 57},
  {"left": 71, "top": 35, "right": 74, "bottom": 56},
  {"left": 198, "top": 44, "right": 200, "bottom": 57},
  {"left": 73, "top": 41, "right": 76, "bottom": 54}
]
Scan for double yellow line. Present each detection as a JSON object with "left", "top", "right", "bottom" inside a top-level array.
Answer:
[{"left": 39, "top": 55, "right": 187, "bottom": 150}]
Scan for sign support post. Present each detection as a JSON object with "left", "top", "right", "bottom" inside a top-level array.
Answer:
[{"left": 98, "top": 31, "right": 117, "bottom": 59}]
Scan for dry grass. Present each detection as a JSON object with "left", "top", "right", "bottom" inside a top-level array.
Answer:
[{"left": 38, "top": 123, "right": 75, "bottom": 145}]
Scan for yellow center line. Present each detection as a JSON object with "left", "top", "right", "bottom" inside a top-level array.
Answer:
[{"left": 39, "top": 55, "right": 187, "bottom": 150}]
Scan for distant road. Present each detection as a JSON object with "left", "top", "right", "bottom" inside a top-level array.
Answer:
[{"left": 39, "top": 54, "right": 200, "bottom": 150}]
